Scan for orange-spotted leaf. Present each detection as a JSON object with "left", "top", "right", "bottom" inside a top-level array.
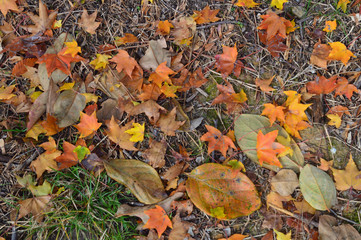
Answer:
[
  {"left": 74, "top": 111, "right": 102, "bottom": 138},
  {"left": 55, "top": 141, "right": 78, "bottom": 170},
  {"left": 156, "top": 20, "right": 173, "bottom": 35},
  {"left": 323, "top": 20, "right": 337, "bottom": 32},
  {"left": 337, "top": 0, "right": 350, "bottom": 12},
  {"left": 235, "top": 0, "right": 259, "bottom": 8},
  {"left": 186, "top": 163, "right": 261, "bottom": 219},
  {"left": 115, "top": 33, "right": 138, "bottom": 45},
  {"left": 200, "top": 125, "right": 236, "bottom": 157},
  {"left": 192, "top": 5, "right": 220, "bottom": 24},
  {"left": 215, "top": 45, "right": 237, "bottom": 77},
  {"left": 144, "top": 205, "right": 172, "bottom": 238},
  {"left": 110, "top": 50, "right": 138, "bottom": 77},
  {"left": 256, "top": 130, "right": 286, "bottom": 168},
  {"left": 328, "top": 42, "right": 355, "bottom": 65},
  {"left": 261, "top": 103, "right": 285, "bottom": 126},
  {"left": 270, "top": 0, "right": 288, "bottom": 10},
  {"left": 306, "top": 75, "right": 337, "bottom": 94},
  {"left": 335, "top": 77, "right": 358, "bottom": 99}
]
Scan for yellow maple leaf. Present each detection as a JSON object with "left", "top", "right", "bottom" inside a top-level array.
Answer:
[
  {"left": 235, "top": 0, "right": 259, "bottom": 8},
  {"left": 125, "top": 122, "right": 145, "bottom": 142},
  {"left": 327, "top": 114, "right": 341, "bottom": 128},
  {"left": 63, "top": 40, "right": 81, "bottom": 57},
  {"left": 57, "top": 82, "right": 75, "bottom": 92},
  {"left": 270, "top": 0, "right": 288, "bottom": 10},
  {"left": 283, "top": 91, "right": 301, "bottom": 106},
  {"left": 328, "top": 42, "right": 355, "bottom": 65},
  {"left": 26, "top": 122, "right": 47, "bottom": 141},
  {"left": 0, "top": 85, "right": 16, "bottom": 100},
  {"left": 52, "top": 19, "right": 62, "bottom": 29},
  {"left": 331, "top": 154, "right": 361, "bottom": 191},
  {"left": 337, "top": 0, "right": 350, "bottom": 13},
  {"left": 323, "top": 20, "right": 337, "bottom": 33},
  {"left": 161, "top": 82, "right": 180, "bottom": 98},
  {"left": 210, "top": 206, "right": 226, "bottom": 219},
  {"left": 274, "top": 229, "right": 292, "bottom": 240},
  {"left": 90, "top": 54, "right": 111, "bottom": 70},
  {"left": 286, "top": 19, "right": 298, "bottom": 34}
]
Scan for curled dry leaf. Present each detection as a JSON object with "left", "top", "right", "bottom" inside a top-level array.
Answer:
[
  {"left": 186, "top": 163, "right": 261, "bottom": 219},
  {"left": 271, "top": 169, "right": 299, "bottom": 196},
  {"left": 168, "top": 213, "right": 194, "bottom": 240},
  {"left": 171, "top": 16, "right": 196, "bottom": 46},
  {"left": 104, "top": 159, "right": 167, "bottom": 204}
]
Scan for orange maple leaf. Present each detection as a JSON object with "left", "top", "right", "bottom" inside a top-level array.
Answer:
[
  {"left": 193, "top": 5, "right": 220, "bottom": 24},
  {"left": 257, "top": 11, "right": 293, "bottom": 40},
  {"left": 138, "top": 83, "right": 162, "bottom": 101},
  {"left": 149, "top": 62, "right": 176, "bottom": 87},
  {"left": 215, "top": 45, "right": 238, "bottom": 77},
  {"left": 106, "top": 117, "right": 137, "bottom": 151},
  {"left": 110, "top": 50, "right": 138, "bottom": 77},
  {"left": 144, "top": 205, "right": 173, "bottom": 238},
  {"left": 328, "top": 42, "right": 355, "bottom": 65},
  {"left": 256, "top": 130, "right": 286, "bottom": 168},
  {"left": 283, "top": 113, "right": 310, "bottom": 139},
  {"left": 326, "top": 105, "right": 350, "bottom": 117},
  {"left": 41, "top": 114, "right": 64, "bottom": 136},
  {"left": 310, "top": 42, "right": 332, "bottom": 68},
  {"left": 261, "top": 103, "right": 285, "bottom": 126},
  {"left": 115, "top": 33, "right": 138, "bottom": 45},
  {"left": 55, "top": 141, "right": 78, "bottom": 170},
  {"left": 74, "top": 111, "right": 102, "bottom": 138},
  {"left": 335, "top": 77, "right": 358, "bottom": 99},
  {"left": 306, "top": 75, "right": 337, "bottom": 94},
  {"left": 258, "top": 31, "right": 287, "bottom": 57},
  {"left": 200, "top": 125, "right": 236, "bottom": 157},
  {"left": 235, "top": 0, "right": 260, "bottom": 8},
  {"left": 156, "top": 20, "right": 173, "bottom": 35},
  {"left": 211, "top": 82, "right": 247, "bottom": 113}
]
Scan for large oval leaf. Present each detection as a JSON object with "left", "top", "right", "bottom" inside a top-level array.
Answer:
[
  {"left": 299, "top": 164, "right": 337, "bottom": 210},
  {"left": 104, "top": 159, "right": 167, "bottom": 204},
  {"left": 186, "top": 163, "right": 261, "bottom": 219},
  {"left": 234, "top": 114, "right": 304, "bottom": 172}
]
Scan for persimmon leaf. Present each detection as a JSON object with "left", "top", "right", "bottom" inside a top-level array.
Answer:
[
  {"left": 143, "top": 205, "right": 172, "bottom": 237},
  {"left": 186, "top": 163, "right": 261, "bottom": 219}
]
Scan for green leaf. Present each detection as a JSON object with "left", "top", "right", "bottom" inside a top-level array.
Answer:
[
  {"left": 28, "top": 180, "right": 52, "bottom": 196},
  {"left": 234, "top": 114, "right": 304, "bottom": 172},
  {"left": 186, "top": 163, "right": 261, "bottom": 219},
  {"left": 73, "top": 145, "right": 90, "bottom": 162},
  {"left": 104, "top": 159, "right": 167, "bottom": 204},
  {"left": 299, "top": 164, "right": 337, "bottom": 210}
]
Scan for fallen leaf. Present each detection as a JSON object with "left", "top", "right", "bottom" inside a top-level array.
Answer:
[
  {"left": 74, "top": 111, "right": 102, "bottom": 138},
  {"left": 319, "top": 215, "right": 361, "bottom": 240},
  {"left": 138, "top": 83, "right": 162, "bottom": 101},
  {"left": 144, "top": 205, "right": 173, "bottom": 238},
  {"left": 22, "top": 1, "right": 57, "bottom": 35},
  {"left": 211, "top": 82, "right": 247, "bottom": 114},
  {"left": 127, "top": 100, "right": 166, "bottom": 124},
  {"left": 186, "top": 163, "right": 261, "bottom": 219},
  {"left": 328, "top": 42, "right": 355, "bottom": 65},
  {"left": 104, "top": 159, "right": 167, "bottom": 204},
  {"left": 323, "top": 20, "right": 337, "bottom": 32},
  {"left": 63, "top": 40, "right": 81, "bottom": 57},
  {"left": 156, "top": 108, "right": 185, "bottom": 136},
  {"left": 106, "top": 117, "right": 137, "bottom": 151},
  {"left": 28, "top": 180, "right": 52, "bottom": 197},
  {"left": 293, "top": 199, "right": 316, "bottom": 214},
  {"left": 326, "top": 105, "right": 350, "bottom": 117},
  {"left": 200, "top": 125, "right": 236, "bottom": 158},
  {"left": 331, "top": 154, "right": 361, "bottom": 191},
  {"left": 12, "top": 58, "right": 37, "bottom": 76},
  {"left": 326, "top": 114, "right": 341, "bottom": 128},
  {"left": 162, "top": 161, "right": 189, "bottom": 182},
  {"left": 168, "top": 213, "right": 194, "bottom": 240},
  {"left": 218, "top": 234, "right": 248, "bottom": 240},
  {"left": 255, "top": 75, "right": 275, "bottom": 92},
  {"left": 235, "top": 0, "right": 259, "bottom": 8},
  {"left": 299, "top": 164, "right": 337, "bottom": 210},
  {"left": 78, "top": 9, "right": 101, "bottom": 34},
  {"left": 335, "top": 77, "right": 358, "bottom": 99},
  {"left": 172, "top": 16, "right": 196, "bottom": 45},
  {"left": 258, "top": 11, "right": 292, "bottom": 40},
  {"left": 125, "top": 122, "right": 145, "bottom": 142},
  {"left": 139, "top": 38, "right": 171, "bottom": 72},
  {"left": 156, "top": 20, "right": 173, "bottom": 35},
  {"left": 110, "top": 50, "right": 138, "bottom": 77},
  {"left": 41, "top": 114, "right": 64, "bottom": 136},
  {"left": 271, "top": 169, "right": 299, "bottom": 196},
  {"left": 90, "top": 54, "right": 111, "bottom": 70},
  {"left": 306, "top": 75, "right": 337, "bottom": 94},
  {"left": 115, "top": 33, "right": 138, "bottom": 45},
  {"left": 18, "top": 195, "right": 52, "bottom": 223},
  {"left": 270, "top": 0, "right": 288, "bottom": 10},
  {"left": 193, "top": 5, "right": 220, "bottom": 24},
  {"left": 26, "top": 122, "right": 47, "bottom": 141},
  {"left": 274, "top": 230, "right": 291, "bottom": 240},
  {"left": 266, "top": 191, "right": 293, "bottom": 209},
  {"left": 310, "top": 42, "right": 331, "bottom": 68},
  {"left": 337, "top": 0, "right": 350, "bottom": 12},
  {"left": 215, "top": 45, "right": 237, "bottom": 77},
  {"left": 0, "top": 84, "right": 15, "bottom": 100},
  {"left": 55, "top": 141, "right": 78, "bottom": 170},
  {"left": 171, "top": 199, "right": 193, "bottom": 215},
  {"left": 0, "top": 0, "right": 18, "bottom": 16},
  {"left": 143, "top": 139, "right": 167, "bottom": 168},
  {"left": 256, "top": 130, "right": 286, "bottom": 168},
  {"left": 261, "top": 103, "right": 286, "bottom": 126},
  {"left": 30, "top": 151, "right": 61, "bottom": 179},
  {"left": 258, "top": 31, "right": 287, "bottom": 58},
  {"left": 318, "top": 158, "right": 334, "bottom": 171},
  {"left": 39, "top": 136, "right": 57, "bottom": 154}
]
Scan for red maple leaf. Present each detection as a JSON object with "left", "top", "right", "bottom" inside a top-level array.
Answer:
[
  {"left": 200, "top": 125, "right": 236, "bottom": 157},
  {"left": 256, "top": 130, "right": 286, "bottom": 168}
]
